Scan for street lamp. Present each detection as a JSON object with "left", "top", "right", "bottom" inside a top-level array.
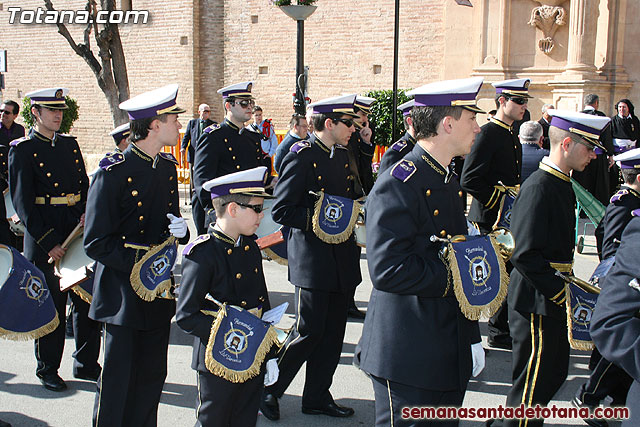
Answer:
[{"left": 278, "top": 3, "right": 317, "bottom": 115}]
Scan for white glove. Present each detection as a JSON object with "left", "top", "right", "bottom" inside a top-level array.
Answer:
[
  {"left": 264, "top": 359, "right": 279, "bottom": 386},
  {"left": 167, "top": 213, "right": 188, "bottom": 239},
  {"left": 471, "top": 342, "right": 485, "bottom": 377}
]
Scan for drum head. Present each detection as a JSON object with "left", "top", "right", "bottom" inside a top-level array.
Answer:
[
  {"left": 255, "top": 199, "right": 281, "bottom": 239},
  {"left": 0, "top": 245, "right": 13, "bottom": 288},
  {"left": 57, "top": 230, "right": 94, "bottom": 291}
]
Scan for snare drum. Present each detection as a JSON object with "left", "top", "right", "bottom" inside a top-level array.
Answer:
[
  {"left": 56, "top": 228, "right": 95, "bottom": 297},
  {"left": 0, "top": 244, "right": 59, "bottom": 340},
  {"left": 255, "top": 199, "right": 281, "bottom": 239}
]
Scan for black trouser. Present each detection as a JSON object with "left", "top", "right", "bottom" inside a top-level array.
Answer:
[
  {"left": 266, "top": 286, "right": 349, "bottom": 407},
  {"left": 371, "top": 375, "right": 464, "bottom": 427},
  {"left": 195, "top": 370, "right": 265, "bottom": 427},
  {"left": 503, "top": 309, "right": 569, "bottom": 427},
  {"left": 191, "top": 194, "right": 207, "bottom": 236},
  {"left": 577, "top": 349, "right": 632, "bottom": 406},
  {"left": 93, "top": 323, "right": 171, "bottom": 427},
  {"left": 35, "top": 262, "right": 65, "bottom": 378},
  {"left": 477, "top": 221, "right": 511, "bottom": 342},
  {"left": 69, "top": 291, "right": 101, "bottom": 376}
]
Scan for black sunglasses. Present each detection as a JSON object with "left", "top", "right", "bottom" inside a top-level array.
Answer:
[
  {"left": 333, "top": 118, "right": 354, "bottom": 127},
  {"left": 507, "top": 96, "right": 528, "bottom": 105},
  {"left": 232, "top": 99, "right": 255, "bottom": 109},
  {"left": 235, "top": 202, "right": 265, "bottom": 214},
  {"left": 0, "top": 110, "right": 14, "bottom": 115}
]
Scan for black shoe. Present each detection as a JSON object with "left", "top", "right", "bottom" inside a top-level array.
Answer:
[
  {"left": 260, "top": 392, "right": 280, "bottom": 421},
  {"left": 38, "top": 373, "right": 67, "bottom": 391},
  {"left": 487, "top": 336, "right": 512, "bottom": 350},
  {"left": 347, "top": 306, "right": 366, "bottom": 319},
  {"left": 302, "top": 402, "right": 354, "bottom": 417},
  {"left": 73, "top": 366, "right": 102, "bottom": 382},
  {"left": 571, "top": 396, "right": 608, "bottom": 427}
]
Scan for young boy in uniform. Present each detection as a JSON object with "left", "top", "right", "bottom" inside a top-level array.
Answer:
[{"left": 177, "top": 166, "right": 278, "bottom": 427}]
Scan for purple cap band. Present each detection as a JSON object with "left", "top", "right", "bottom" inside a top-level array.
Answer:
[
  {"left": 413, "top": 92, "right": 477, "bottom": 107},
  {"left": 594, "top": 147, "right": 605, "bottom": 155},
  {"left": 127, "top": 98, "right": 177, "bottom": 120},
  {"left": 550, "top": 116, "right": 601, "bottom": 138},
  {"left": 619, "top": 160, "right": 640, "bottom": 169},
  {"left": 495, "top": 86, "right": 527, "bottom": 93},
  {"left": 208, "top": 180, "right": 264, "bottom": 199},
  {"left": 222, "top": 89, "right": 252, "bottom": 99},
  {"left": 311, "top": 103, "right": 355, "bottom": 114}
]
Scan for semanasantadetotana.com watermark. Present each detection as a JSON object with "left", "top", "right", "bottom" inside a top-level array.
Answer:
[{"left": 7, "top": 7, "right": 149, "bottom": 25}]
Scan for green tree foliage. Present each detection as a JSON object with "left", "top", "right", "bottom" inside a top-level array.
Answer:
[
  {"left": 21, "top": 96, "right": 80, "bottom": 134},
  {"left": 366, "top": 89, "right": 412, "bottom": 147}
]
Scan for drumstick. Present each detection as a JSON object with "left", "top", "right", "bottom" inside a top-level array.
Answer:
[{"left": 48, "top": 222, "right": 84, "bottom": 264}]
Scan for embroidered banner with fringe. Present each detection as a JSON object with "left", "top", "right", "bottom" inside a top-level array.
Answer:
[
  {"left": 445, "top": 235, "right": 508, "bottom": 320},
  {"left": 0, "top": 245, "right": 59, "bottom": 340},
  {"left": 312, "top": 192, "right": 361, "bottom": 244},
  {"left": 566, "top": 283, "right": 598, "bottom": 351},
  {"left": 493, "top": 191, "right": 516, "bottom": 230},
  {"left": 205, "top": 304, "right": 278, "bottom": 383},
  {"left": 130, "top": 236, "right": 178, "bottom": 302}
]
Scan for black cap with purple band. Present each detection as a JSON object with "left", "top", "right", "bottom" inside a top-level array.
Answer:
[
  {"left": 492, "top": 78, "right": 533, "bottom": 99},
  {"left": 406, "top": 77, "right": 485, "bottom": 113},
  {"left": 217, "top": 81, "right": 254, "bottom": 99},
  {"left": 308, "top": 94, "right": 359, "bottom": 118},
  {"left": 614, "top": 148, "right": 640, "bottom": 169},
  {"left": 109, "top": 122, "right": 130, "bottom": 145},
  {"left": 202, "top": 166, "right": 273, "bottom": 200},
  {"left": 548, "top": 110, "right": 610, "bottom": 151},
  {"left": 25, "top": 87, "right": 69, "bottom": 110},
  {"left": 119, "top": 84, "right": 186, "bottom": 121}
]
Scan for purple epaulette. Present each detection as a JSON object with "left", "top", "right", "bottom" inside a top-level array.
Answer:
[
  {"left": 9, "top": 136, "right": 28, "bottom": 147},
  {"left": 290, "top": 141, "right": 311, "bottom": 153},
  {"left": 183, "top": 234, "right": 211, "bottom": 256},
  {"left": 203, "top": 123, "right": 220, "bottom": 134},
  {"left": 632, "top": 208, "right": 640, "bottom": 217},
  {"left": 610, "top": 189, "right": 628, "bottom": 203},
  {"left": 99, "top": 152, "right": 125, "bottom": 171},
  {"left": 390, "top": 159, "right": 416, "bottom": 183},
  {"left": 391, "top": 140, "right": 407, "bottom": 152},
  {"left": 158, "top": 152, "right": 178, "bottom": 165}
]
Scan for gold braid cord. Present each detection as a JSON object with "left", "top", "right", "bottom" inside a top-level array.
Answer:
[
  {"left": 565, "top": 285, "right": 595, "bottom": 351},
  {"left": 446, "top": 235, "right": 509, "bottom": 321},
  {"left": 204, "top": 304, "right": 279, "bottom": 383},
  {"left": 129, "top": 236, "right": 177, "bottom": 302},
  {"left": 311, "top": 192, "right": 361, "bottom": 244}
]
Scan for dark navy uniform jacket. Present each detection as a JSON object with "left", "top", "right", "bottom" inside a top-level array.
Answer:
[
  {"left": 345, "top": 128, "right": 375, "bottom": 196},
  {"left": 378, "top": 131, "right": 416, "bottom": 174},
  {"left": 591, "top": 217, "right": 640, "bottom": 422},
  {"left": 508, "top": 162, "right": 575, "bottom": 320},
  {"left": 1, "top": 122, "right": 24, "bottom": 179},
  {"left": 84, "top": 143, "right": 189, "bottom": 329},
  {"left": 181, "top": 117, "right": 214, "bottom": 164},
  {"left": 272, "top": 134, "right": 361, "bottom": 292},
  {"left": 358, "top": 143, "right": 480, "bottom": 391},
  {"left": 461, "top": 119, "right": 522, "bottom": 226},
  {"left": 177, "top": 229, "right": 271, "bottom": 372},
  {"left": 9, "top": 131, "right": 88, "bottom": 263},
  {"left": 600, "top": 186, "right": 640, "bottom": 259},
  {"left": 193, "top": 119, "right": 263, "bottom": 216}
]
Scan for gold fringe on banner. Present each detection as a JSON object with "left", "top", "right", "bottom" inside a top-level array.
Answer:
[
  {"left": 0, "top": 313, "right": 59, "bottom": 341},
  {"left": 130, "top": 236, "right": 177, "bottom": 302},
  {"left": 565, "top": 285, "right": 595, "bottom": 351},
  {"left": 262, "top": 248, "right": 288, "bottom": 266},
  {"left": 72, "top": 283, "right": 92, "bottom": 304},
  {"left": 446, "top": 235, "right": 509, "bottom": 321},
  {"left": 204, "top": 304, "right": 279, "bottom": 383},
  {"left": 311, "top": 192, "right": 361, "bottom": 244}
]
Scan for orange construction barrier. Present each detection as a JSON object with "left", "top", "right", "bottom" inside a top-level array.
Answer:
[{"left": 161, "top": 130, "right": 190, "bottom": 184}]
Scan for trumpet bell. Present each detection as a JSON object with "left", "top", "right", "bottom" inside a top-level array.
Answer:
[
  {"left": 274, "top": 326, "right": 292, "bottom": 347},
  {"left": 491, "top": 227, "right": 515, "bottom": 262}
]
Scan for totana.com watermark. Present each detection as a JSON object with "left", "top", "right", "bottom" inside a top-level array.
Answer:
[{"left": 7, "top": 7, "right": 149, "bottom": 25}]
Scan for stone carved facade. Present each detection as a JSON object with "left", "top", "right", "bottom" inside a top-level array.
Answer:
[{"left": 528, "top": 3, "right": 567, "bottom": 54}]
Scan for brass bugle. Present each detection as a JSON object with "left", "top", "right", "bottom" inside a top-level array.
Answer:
[
  {"left": 430, "top": 228, "right": 515, "bottom": 262},
  {"left": 554, "top": 271, "right": 601, "bottom": 294},
  {"left": 497, "top": 181, "right": 519, "bottom": 198}
]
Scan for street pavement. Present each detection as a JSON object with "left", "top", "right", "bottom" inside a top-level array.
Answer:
[{"left": 0, "top": 190, "right": 620, "bottom": 426}]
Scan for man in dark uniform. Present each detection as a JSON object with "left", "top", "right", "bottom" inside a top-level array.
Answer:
[
  {"left": 519, "top": 121, "right": 548, "bottom": 183},
  {"left": 358, "top": 77, "right": 486, "bottom": 427},
  {"left": 378, "top": 99, "right": 416, "bottom": 174},
  {"left": 1, "top": 100, "right": 25, "bottom": 250},
  {"left": 84, "top": 84, "right": 190, "bottom": 426},
  {"left": 274, "top": 114, "right": 309, "bottom": 175},
  {"left": 109, "top": 122, "right": 130, "bottom": 153},
  {"left": 177, "top": 166, "right": 276, "bottom": 427},
  {"left": 591, "top": 213, "right": 640, "bottom": 427},
  {"left": 488, "top": 110, "right": 609, "bottom": 427},
  {"left": 573, "top": 149, "right": 640, "bottom": 425},
  {"left": 192, "top": 82, "right": 264, "bottom": 235},
  {"left": 9, "top": 88, "right": 90, "bottom": 391},
  {"left": 573, "top": 94, "right": 615, "bottom": 206},
  {"left": 260, "top": 94, "right": 361, "bottom": 420},
  {"left": 461, "top": 78, "right": 532, "bottom": 350}
]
